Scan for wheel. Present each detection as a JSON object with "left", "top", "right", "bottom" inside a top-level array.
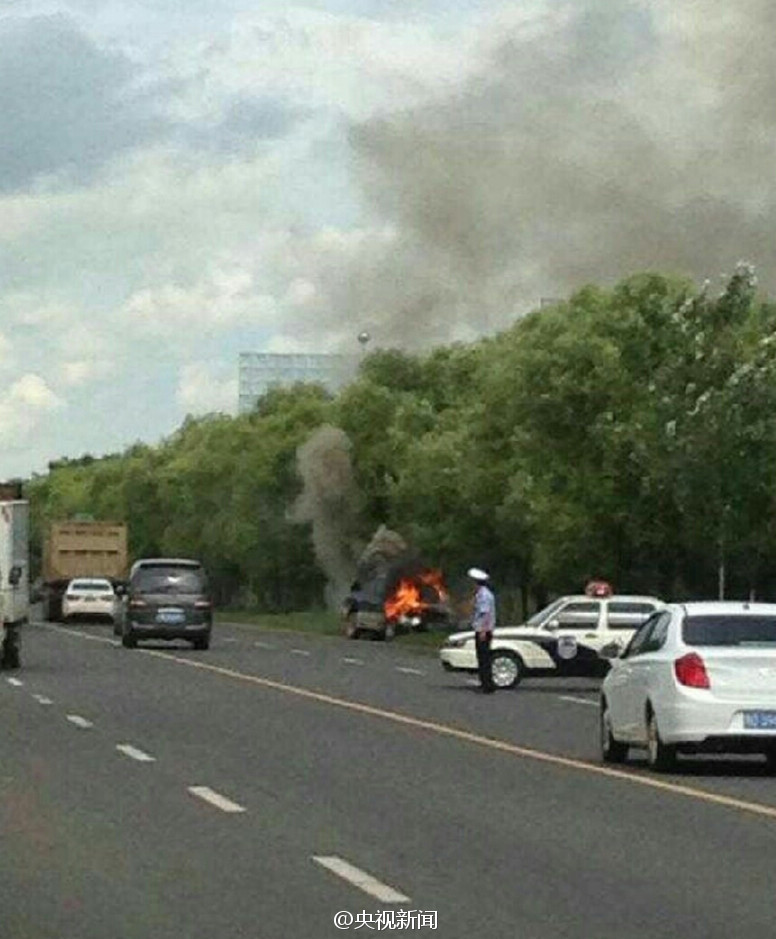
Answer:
[
  {"left": 344, "top": 613, "right": 361, "bottom": 640},
  {"left": 646, "top": 708, "right": 676, "bottom": 772},
  {"left": 600, "top": 699, "right": 628, "bottom": 764},
  {"left": 121, "top": 630, "right": 137, "bottom": 649},
  {"left": 490, "top": 650, "right": 523, "bottom": 689},
  {"left": 192, "top": 635, "right": 210, "bottom": 650}
]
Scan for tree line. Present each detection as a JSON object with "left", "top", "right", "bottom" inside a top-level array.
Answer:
[{"left": 26, "top": 266, "right": 776, "bottom": 615}]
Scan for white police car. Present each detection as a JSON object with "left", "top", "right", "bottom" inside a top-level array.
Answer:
[{"left": 439, "top": 593, "right": 665, "bottom": 689}]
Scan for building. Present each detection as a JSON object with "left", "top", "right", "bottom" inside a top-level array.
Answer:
[{"left": 238, "top": 352, "right": 359, "bottom": 414}]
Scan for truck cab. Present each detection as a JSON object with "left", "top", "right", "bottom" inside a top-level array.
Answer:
[{"left": 0, "top": 498, "right": 30, "bottom": 669}]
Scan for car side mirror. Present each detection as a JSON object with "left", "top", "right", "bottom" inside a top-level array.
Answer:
[{"left": 545, "top": 618, "right": 560, "bottom": 632}]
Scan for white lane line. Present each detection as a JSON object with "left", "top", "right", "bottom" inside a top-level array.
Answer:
[
  {"left": 560, "top": 696, "right": 598, "bottom": 707},
  {"left": 66, "top": 714, "right": 94, "bottom": 729},
  {"left": 396, "top": 667, "right": 425, "bottom": 676},
  {"left": 32, "top": 694, "right": 53, "bottom": 705},
  {"left": 291, "top": 648, "right": 311, "bottom": 656},
  {"left": 254, "top": 641, "right": 275, "bottom": 649},
  {"left": 342, "top": 657, "right": 364, "bottom": 665},
  {"left": 116, "top": 744, "right": 156, "bottom": 763},
  {"left": 313, "top": 856, "right": 410, "bottom": 903},
  {"left": 6, "top": 677, "right": 23, "bottom": 687},
  {"left": 188, "top": 786, "right": 246, "bottom": 813}
]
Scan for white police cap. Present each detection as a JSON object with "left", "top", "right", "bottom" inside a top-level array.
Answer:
[{"left": 467, "top": 567, "right": 490, "bottom": 582}]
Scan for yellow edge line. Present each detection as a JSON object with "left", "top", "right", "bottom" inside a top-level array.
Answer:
[{"left": 42, "top": 623, "right": 776, "bottom": 821}]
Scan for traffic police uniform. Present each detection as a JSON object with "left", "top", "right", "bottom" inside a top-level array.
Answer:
[{"left": 468, "top": 568, "right": 496, "bottom": 692}]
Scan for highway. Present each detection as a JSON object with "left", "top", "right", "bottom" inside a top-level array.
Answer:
[{"left": 3, "top": 619, "right": 776, "bottom": 939}]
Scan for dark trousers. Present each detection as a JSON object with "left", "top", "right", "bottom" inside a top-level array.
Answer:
[{"left": 475, "top": 633, "right": 494, "bottom": 691}]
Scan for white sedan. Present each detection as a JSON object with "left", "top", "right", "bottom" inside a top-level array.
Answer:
[
  {"left": 62, "top": 578, "right": 118, "bottom": 622},
  {"left": 600, "top": 601, "right": 776, "bottom": 771}
]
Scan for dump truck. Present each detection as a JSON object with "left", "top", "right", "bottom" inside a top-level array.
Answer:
[
  {"left": 42, "top": 520, "right": 128, "bottom": 621},
  {"left": 0, "top": 489, "right": 30, "bottom": 669}
]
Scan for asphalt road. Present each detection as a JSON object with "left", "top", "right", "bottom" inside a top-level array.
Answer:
[{"left": 3, "top": 618, "right": 776, "bottom": 939}]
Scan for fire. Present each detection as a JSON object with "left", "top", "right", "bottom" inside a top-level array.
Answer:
[{"left": 384, "top": 569, "right": 447, "bottom": 622}]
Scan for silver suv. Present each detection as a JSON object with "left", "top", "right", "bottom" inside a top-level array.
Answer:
[{"left": 116, "top": 558, "right": 213, "bottom": 650}]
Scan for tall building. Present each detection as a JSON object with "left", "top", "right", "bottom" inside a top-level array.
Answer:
[{"left": 238, "top": 352, "right": 359, "bottom": 414}]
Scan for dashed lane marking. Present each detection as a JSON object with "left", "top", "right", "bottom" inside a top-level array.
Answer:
[
  {"left": 396, "top": 667, "right": 425, "bottom": 676},
  {"left": 343, "top": 657, "right": 364, "bottom": 665},
  {"left": 41, "top": 622, "right": 776, "bottom": 823},
  {"left": 313, "top": 856, "right": 410, "bottom": 903},
  {"left": 32, "top": 694, "right": 53, "bottom": 705},
  {"left": 254, "top": 641, "right": 276, "bottom": 649},
  {"left": 188, "top": 786, "right": 246, "bottom": 813},
  {"left": 6, "top": 677, "right": 23, "bottom": 687},
  {"left": 116, "top": 744, "right": 156, "bottom": 763},
  {"left": 290, "top": 649, "right": 311, "bottom": 656},
  {"left": 66, "top": 715, "right": 94, "bottom": 729}
]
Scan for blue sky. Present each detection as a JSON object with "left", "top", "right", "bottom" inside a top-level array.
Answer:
[{"left": 0, "top": 0, "right": 773, "bottom": 478}]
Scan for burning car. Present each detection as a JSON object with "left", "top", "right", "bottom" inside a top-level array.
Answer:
[
  {"left": 341, "top": 526, "right": 451, "bottom": 640},
  {"left": 343, "top": 566, "right": 451, "bottom": 640}
]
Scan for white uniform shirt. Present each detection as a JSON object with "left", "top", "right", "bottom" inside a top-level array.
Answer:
[{"left": 472, "top": 584, "right": 496, "bottom": 634}]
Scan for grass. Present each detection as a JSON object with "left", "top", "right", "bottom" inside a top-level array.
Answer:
[{"left": 215, "top": 608, "right": 453, "bottom": 649}]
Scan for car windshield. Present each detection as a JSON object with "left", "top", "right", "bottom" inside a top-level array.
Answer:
[
  {"left": 133, "top": 567, "right": 206, "bottom": 594},
  {"left": 525, "top": 597, "right": 566, "bottom": 627},
  {"left": 683, "top": 615, "right": 776, "bottom": 647},
  {"left": 70, "top": 581, "right": 111, "bottom": 591}
]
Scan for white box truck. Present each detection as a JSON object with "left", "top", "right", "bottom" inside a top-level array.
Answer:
[{"left": 0, "top": 498, "right": 30, "bottom": 669}]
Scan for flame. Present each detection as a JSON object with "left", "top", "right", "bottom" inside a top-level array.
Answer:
[
  {"left": 418, "top": 569, "right": 448, "bottom": 602},
  {"left": 384, "top": 569, "right": 447, "bottom": 621}
]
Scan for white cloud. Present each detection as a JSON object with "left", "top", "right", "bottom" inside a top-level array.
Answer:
[
  {"left": 60, "top": 359, "right": 111, "bottom": 387},
  {"left": 0, "top": 374, "right": 63, "bottom": 438},
  {"left": 176, "top": 362, "right": 237, "bottom": 415},
  {"left": 120, "top": 267, "right": 278, "bottom": 336},
  {"left": 163, "top": 7, "right": 489, "bottom": 123}
]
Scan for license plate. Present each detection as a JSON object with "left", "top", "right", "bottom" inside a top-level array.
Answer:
[
  {"left": 744, "top": 711, "right": 776, "bottom": 729},
  {"left": 156, "top": 610, "right": 185, "bottom": 625}
]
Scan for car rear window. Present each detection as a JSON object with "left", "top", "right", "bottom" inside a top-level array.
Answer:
[
  {"left": 70, "top": 581, "right": 112, "bottom": 591},
  {"left": 683, "top": 615, "right": 776, "bottom": 647},
  {"left": 133, "top": 566, "right": 207, "bottom": 594}
]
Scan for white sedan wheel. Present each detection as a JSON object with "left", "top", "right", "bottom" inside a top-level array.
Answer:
[{"left": 646, "top": 710, "right": 676, "bottom": 772}]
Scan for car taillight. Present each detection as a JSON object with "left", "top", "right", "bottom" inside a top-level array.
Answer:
[
  {"left": 195, "top": 600, "right": 211, "bottom": 609},
  {"left": 674, "top": 652, "right": 710, "bottom": 689},
  {"left": 129, "top": 599, "right": 147, "bottom": 609}
]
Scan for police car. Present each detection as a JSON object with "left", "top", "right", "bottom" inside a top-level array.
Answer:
[{"left": 439, "top": 589, "right": 665, "bottom": 689}]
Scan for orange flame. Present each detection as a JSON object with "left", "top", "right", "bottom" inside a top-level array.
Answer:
[{"left": 384, "top": 569, "right": 447, "bottom": 621}]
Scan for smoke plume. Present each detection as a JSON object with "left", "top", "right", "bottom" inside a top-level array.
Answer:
[
  {"left": 292, "top": 424, "right": 362, "bottom": 607},
  {"left": 297, "top": 0, "right": 776, "bottom": 352}
]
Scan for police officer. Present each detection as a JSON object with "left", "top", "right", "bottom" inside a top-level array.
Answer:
[{"left": 468, "top": 567, "right": 496, "bottom": 693}]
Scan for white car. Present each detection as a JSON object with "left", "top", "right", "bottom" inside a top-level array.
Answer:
[
  {"left": 600, "top": 601, "right": 776, "bottom": 771},
  {"left": 440, "top": 594, "right": 664, "bottom": 689},
  {"left": 62, "top": 578, "right": 118, "bottom": 622}
]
